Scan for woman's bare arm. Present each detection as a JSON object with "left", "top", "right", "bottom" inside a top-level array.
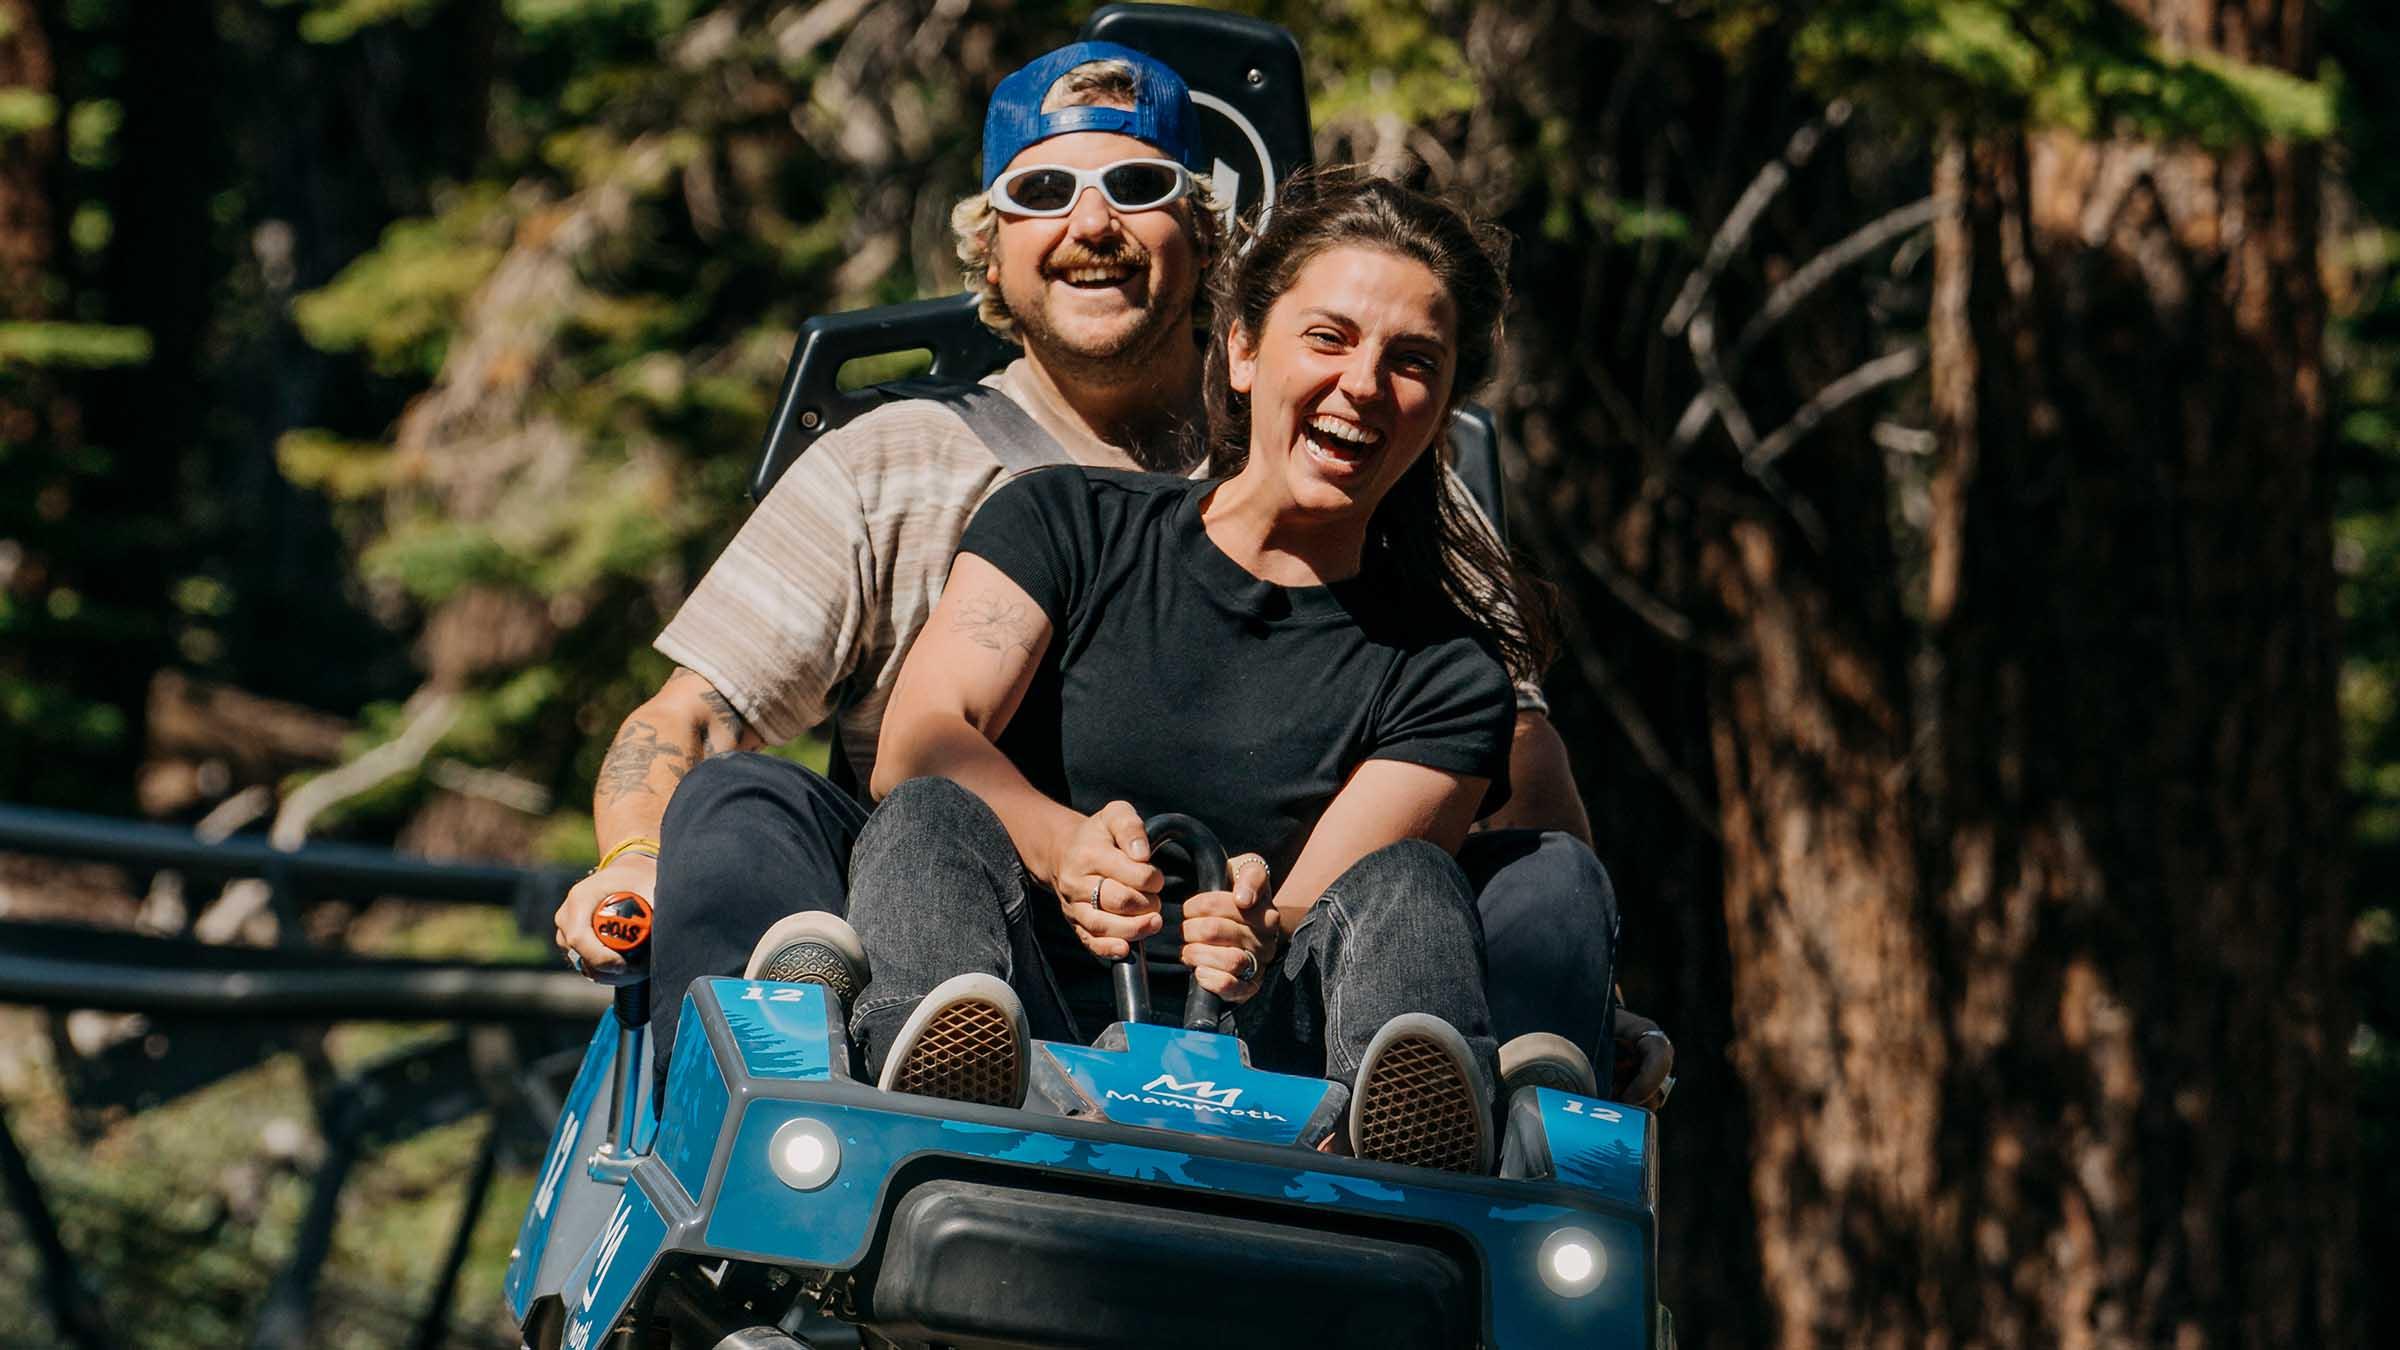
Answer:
[
  {"left": 873, "top": 552, "right": 1081, "bottom": 884},
  {"left": 1267, "top": 759, "right": 1490, "bottom": 932}
]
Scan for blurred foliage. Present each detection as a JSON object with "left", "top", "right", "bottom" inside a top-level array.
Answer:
[
  {"left": 0, "top": 321, "right": 148, "bottom": 366},
  {"left": 1782, "top": 0, "right": 2333, "bottom": 143},
  {"left": 289, "top": 191, "right": 513, "bottom": 379}
]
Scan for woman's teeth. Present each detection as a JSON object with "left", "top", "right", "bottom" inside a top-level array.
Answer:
[{"left": 1305, "top": 415, "right": 1381, "bottom": 462}]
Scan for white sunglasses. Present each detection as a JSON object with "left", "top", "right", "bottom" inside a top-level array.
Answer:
[{"left": 989, "top": 158, "right": 1194, "bottom": 218}]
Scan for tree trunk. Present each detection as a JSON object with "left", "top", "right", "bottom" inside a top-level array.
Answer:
[
  {"left": 1717, "top": 2, "right": 2353, "bottom": 1344},
  {"left": 1464, "top": 0, "right": 2350, "bottom": 1342}
]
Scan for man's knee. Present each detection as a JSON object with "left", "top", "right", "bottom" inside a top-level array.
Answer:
[
  {"left": 663, "top": 751, "right": 844, "bottom": 834},
  {"left": 1472, "top": 831, "right": 1618, "bottom": 1045},
  {"left": 659, "top": 752, "right": 857, "bottom": 898},
  {"left": 1468, "top": 829, "right": 1618, "bottom": 938}
]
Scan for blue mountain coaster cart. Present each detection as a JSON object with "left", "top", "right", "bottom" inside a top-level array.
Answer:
[{"left": 506, "top": 818, "right": 1665, "bottom": 1348}]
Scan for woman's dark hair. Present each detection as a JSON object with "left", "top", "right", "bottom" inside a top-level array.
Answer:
[{"left": 1201, "top": 165, "right": 1556, "bottom": 684}]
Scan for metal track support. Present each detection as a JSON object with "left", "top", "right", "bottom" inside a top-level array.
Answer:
[{"left": 0, "top": 1105, "right": 116, "bottom": 1349}]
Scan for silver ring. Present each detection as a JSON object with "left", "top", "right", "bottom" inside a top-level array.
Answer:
[
  {"left": 1239, "top": 953, "right": 1259, "bottom": 982},
  {"left": 1658, "top": 1074, "right": 1677, "bottom": 1106},
  {"left": 1091, "top": 878, "right": 1105, "bottom": 909}
]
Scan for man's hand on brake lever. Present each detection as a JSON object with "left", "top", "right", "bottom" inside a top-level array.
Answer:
[
  {"left": 556, "top": 852, "right": 658, "bottom": 979},
  {"left": 1611, "top": 1006, "right": 1676, "bottom": 1110}
]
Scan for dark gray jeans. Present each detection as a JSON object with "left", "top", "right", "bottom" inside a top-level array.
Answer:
[
  {"left": 650, "top": 754, "right": 1619, "bottom": 1090},
  {"left": 650, "top": 752, "right": 868, "bottom": 1094},
  {"left": 845, "top": 777, "right": 1500, "bottom": 1091}
]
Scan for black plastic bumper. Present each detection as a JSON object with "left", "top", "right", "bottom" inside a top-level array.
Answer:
[{"left": 867, "top": 1179, "right": 1475, "bottom": 1349}]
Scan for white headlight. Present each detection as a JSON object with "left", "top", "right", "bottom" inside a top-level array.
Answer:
[
  {"left": 768, "top": 1117, "right": 841, "bottom": 1191},
  {"left": 1538, "top": 1226, "right": 1607, "bottom": 1298}
]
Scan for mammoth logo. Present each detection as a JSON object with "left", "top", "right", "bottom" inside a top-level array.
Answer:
[
  {"left": 564, "top": 1197, "right": 635, "bottom": 1350},
  {"left": 1189, "top": 91, "right": 1282, "bottom": 232},
  {"left": 1106, "top": 1072, "right": 1287, "bottom": 1122},
  {"left": 1142, "top": 1074, "right": 1243, "bottom": 1107},
  {"left": 532, "top": 1109, "right": 579, "bottom": 1219}
]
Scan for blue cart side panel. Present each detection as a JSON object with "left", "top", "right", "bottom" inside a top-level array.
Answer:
[
  {"left": 655, "top": 993, "right": 732, "bottom": 1202},
  {"left": 558, "top": 1181, "right": 671, "bottom": 1350},
  {"left": 1041, "top": 1023, "right": 1334, "bottom": 1147},
  {"left": 702, "top": 1099, "right": 1653, "bottom": 1347},
  {"left": 505, "top": 1016, "right": 616, "bottom": 1320},
  {"left": 1535, "top": 1089, "right": 1654, "bottom": 1210},
  {"left": 708, "top": 978, "right": 837, "bottom": 1082}
]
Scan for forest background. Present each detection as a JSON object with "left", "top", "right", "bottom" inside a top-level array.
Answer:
[{"left": 0, "top": 0, "right": 2390, "bottom": 1345}]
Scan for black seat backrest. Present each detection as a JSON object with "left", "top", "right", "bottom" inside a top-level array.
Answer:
[{"left": 747, "top": 2, "right": 1509, "bottom": 541}]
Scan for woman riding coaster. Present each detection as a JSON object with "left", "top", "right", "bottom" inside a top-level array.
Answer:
[{"left": 832, "top": 167, "right": 1560, "bottom": 1173}]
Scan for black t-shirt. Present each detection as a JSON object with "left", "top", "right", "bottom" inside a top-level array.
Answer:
[{"left": 958, "top": 467, "right": 1514, "bottom": 882}]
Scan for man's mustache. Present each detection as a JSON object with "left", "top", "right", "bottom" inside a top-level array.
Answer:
[{"left": 1043, "top": 240, "right": 1151, "bottom": 273}]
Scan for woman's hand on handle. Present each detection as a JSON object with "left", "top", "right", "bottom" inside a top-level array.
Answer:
[
  {"left": 1180, "top": 852, "right": 1280, "bottom": 1003},
  {"left": 1047, "top": 800, "right": 1165, "bottom": 959}
]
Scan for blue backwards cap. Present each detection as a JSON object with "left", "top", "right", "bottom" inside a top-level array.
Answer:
[{"left": 982, "top": 41, "right": 1205, "bottom": 187}]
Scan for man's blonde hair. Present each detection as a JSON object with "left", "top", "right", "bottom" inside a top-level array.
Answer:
[{"left": 953, "top": 57, "right": 1223, "bottom": 341}]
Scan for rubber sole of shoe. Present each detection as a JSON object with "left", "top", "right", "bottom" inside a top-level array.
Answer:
[
  {"left": 884, "top": 995, "right": 1022, "bottom": 1107},
  {"left": 743, "top": 912, "right": 869, "bottom": 1001},
  {"left": 1354, "top": 1031, "right": 1485, "bottom": 1173},
  {"left": 1499, "top": 1033, "right": 1597, "bottom": 1100},
  {"left": 1503, "top": 1060, "right": 1594, "bottom": 1097},
  {"left": 753, "top": 943, "right": 862, "bottom": 1001}
]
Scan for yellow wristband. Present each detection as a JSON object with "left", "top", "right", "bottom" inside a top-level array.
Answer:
[{"left": 597, "top": 836, "right": 662, "bottom": 870}]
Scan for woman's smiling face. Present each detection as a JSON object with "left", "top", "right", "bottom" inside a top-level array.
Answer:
[{"left": 1226, "top": 244, "right": 1458, "bottom": 522}]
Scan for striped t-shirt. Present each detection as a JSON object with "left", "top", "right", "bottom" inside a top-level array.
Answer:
[{"left": 656, "top": 360, "right": 1149, "bottom": 783}]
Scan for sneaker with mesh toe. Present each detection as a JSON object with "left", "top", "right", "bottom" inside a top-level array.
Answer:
[
  {"left": 876, "top": 972, "right": 1029, "bottom": 1109},
  {"left": 1349, "top": 1013, "right": 1494, "bottom": 1174},
  {"left": 743, "top": 911, "right": 871, "bottom": 1011},
  {"left": 1498, "top": 1032, "right": 1598, "bottom": 1100}
]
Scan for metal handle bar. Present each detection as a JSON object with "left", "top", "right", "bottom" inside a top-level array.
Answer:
[{"left": 1121, "top": 813, "right": 1231, "bottom": 1032}]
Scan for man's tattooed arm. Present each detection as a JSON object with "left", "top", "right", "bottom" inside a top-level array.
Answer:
[
  {"left": 695, "top": 684, "right": 751, "bottom": 755},
  {"left": 595, "top": 718, "right": 698, "bottom": 804},
  {"left": 953, "top": 591, "right": 1041, "bottom": 660}
]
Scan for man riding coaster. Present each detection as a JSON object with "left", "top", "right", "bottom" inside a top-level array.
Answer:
[{"left": 550, "top": 39, "right": 1673, "bottom": 1151}]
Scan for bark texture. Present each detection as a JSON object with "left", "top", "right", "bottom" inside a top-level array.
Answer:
[
  {"left": 1914, "top": 105, "right": 2345, "bottom": 1350},
  {"left": 1464, "top": 1, "right": 2350, "bottom": 1344},
  {"left": 1726, "top": 4, "right": 2351, "bottom": 1344}
]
